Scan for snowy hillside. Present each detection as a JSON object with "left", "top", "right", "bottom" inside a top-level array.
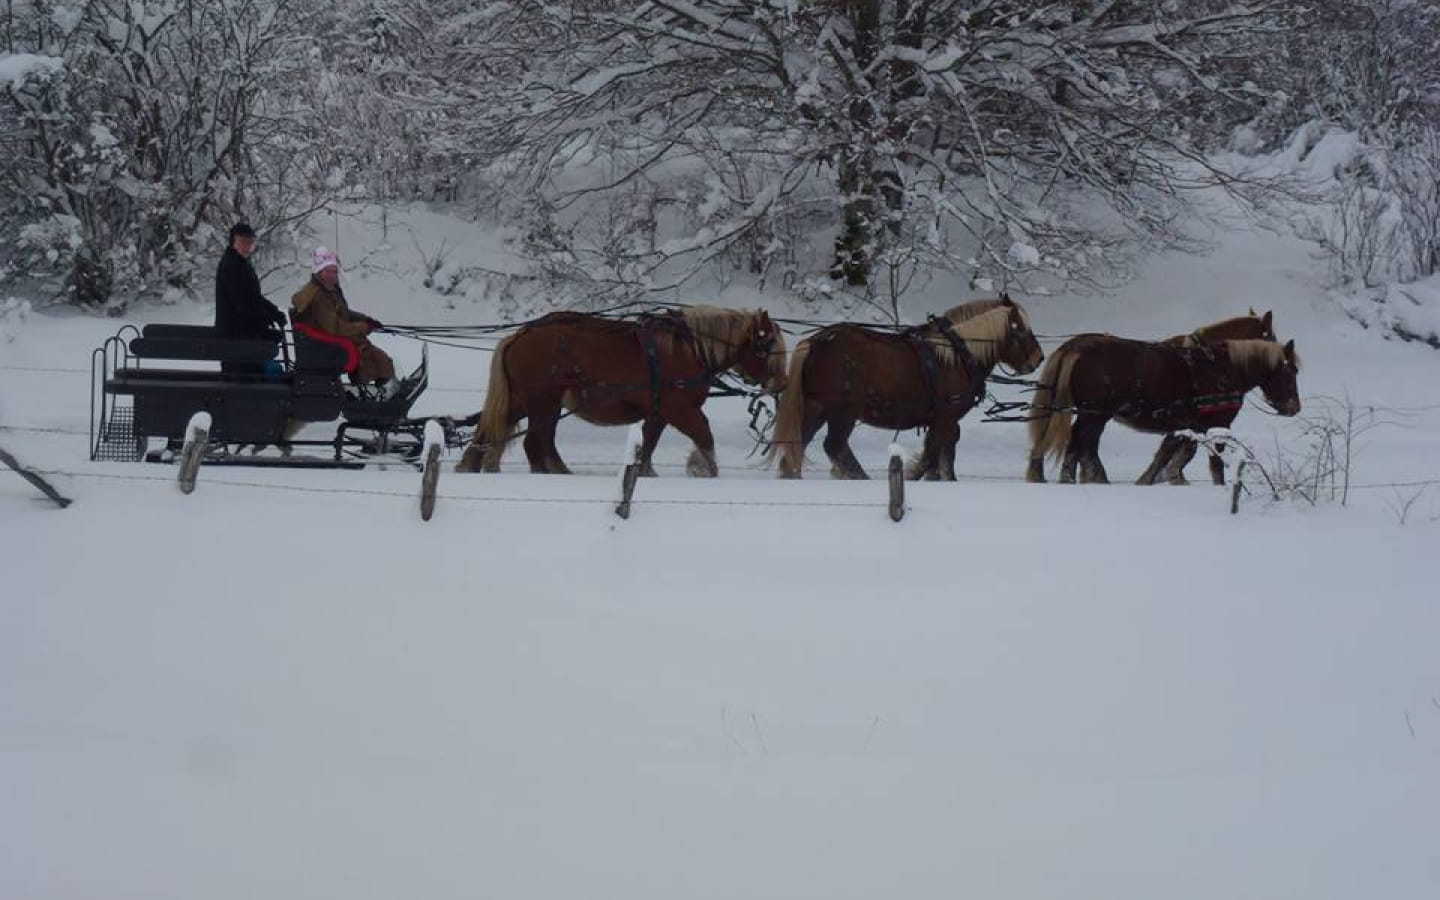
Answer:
[{"left": 3, "top": 185, "right": 1439, "bottom": 900}]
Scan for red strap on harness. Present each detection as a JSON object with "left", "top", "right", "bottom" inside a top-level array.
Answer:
[
  {"left": 292, "top": 320, "right": 359, "bottom": 374},
  {"left": 1197, "top": 400, "right": 1242, "bottom": 414}
]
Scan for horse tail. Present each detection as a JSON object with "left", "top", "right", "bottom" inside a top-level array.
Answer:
[
  {"left": 767, "top": 338, "right": 812, "bottom": 478},
  {"left": 1027, "top": 345, "right": 1079, "bottom": 467},
  {"left": 456, "top": 331, "right": 519, "bottom": 472}
]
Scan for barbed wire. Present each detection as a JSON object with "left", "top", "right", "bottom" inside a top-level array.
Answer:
[
  {"left": 18, "top": 466, "right": 890, "bottom": 509},
  {"left": 11, "top": 457, "right": 1440, "bottom": 499}
]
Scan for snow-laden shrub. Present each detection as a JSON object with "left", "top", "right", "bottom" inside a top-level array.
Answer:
[
  {"left": 1294, "top": 124, "right": 1440, "bottom": 289},
  {"left": 0, "top": 297, "right": 32, "bottom": 343},
  {"left": 0, "top": 1, "right": 356, "bottom": 309}
]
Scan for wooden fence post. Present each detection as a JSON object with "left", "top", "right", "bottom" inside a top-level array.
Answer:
[
  {"left": 177, "top": 412, "right": 211, "bottom": 495},
  {"left": 887, "top": 443, "right": 905, "bottom": 522},
  {"left": 615, "top": 423, "right": 644, "bottom": 520},
  {"left": 420, "top": 419, "right": 444, "bottom": 522},
  {"left": 0, "top": 444, "right": 71, "bottom": 508}
]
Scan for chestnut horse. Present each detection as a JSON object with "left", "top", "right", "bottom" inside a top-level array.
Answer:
[
  {"left": 1025, "top": 337, "right": 1301, "bottom": 484},
  {"left": 769, "top": 297, "right": 1045, "bottom": 480},
  {"left": 1139, "top": 309, "right": 1278, "bottom": 485},
  {"left": 455, "top": 306, "right": 787, "bottom": 475}
]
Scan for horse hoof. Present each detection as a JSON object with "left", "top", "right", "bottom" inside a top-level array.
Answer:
[{"left": 685, "top": 456, "right": 717, "bottom": 478}]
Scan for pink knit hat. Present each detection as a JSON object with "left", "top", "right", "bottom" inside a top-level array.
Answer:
[{"left": 312, "top": 246, "right": 340, "bottom": 274}]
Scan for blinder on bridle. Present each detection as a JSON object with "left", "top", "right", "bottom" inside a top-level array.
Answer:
[
  {"left": 994, "top": 306, "right": 1038, "bottom": 379},
  {"left": 749, "top": 317, "right": 779, "bottom": 360},
  {"left": 718, "top": 315, "right": 780, "bottom": 388}
]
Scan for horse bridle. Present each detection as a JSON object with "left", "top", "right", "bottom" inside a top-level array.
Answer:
[{"left": 722, "top": 317, "right": 781, "bottom": 385}]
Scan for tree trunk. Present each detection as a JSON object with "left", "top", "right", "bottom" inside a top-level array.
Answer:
[
  {"left": 832, "top": 148, "right": 875, "bottom": 286},
  {"left": 828, "top": 0, "right": 911, "bottom": 287},
  {"left": 830, "top": 0, "right": 883, "bottom": 286},
  {"left": 66, "top": 248, "right": 113, "bottom": 308}
]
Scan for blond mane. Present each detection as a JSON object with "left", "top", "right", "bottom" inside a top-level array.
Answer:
[
  {"left": 941, "top": 297, "right": 1007, "bottom": 324},
  {"left": 658, "top": 306, "right": 786, "bottom": 380},
  {"left": 929, "top": 304, "right": 1015, "bottom": 368},
  {"left": 1225, "top": 338, "right": 1300, "bottom": 373}
]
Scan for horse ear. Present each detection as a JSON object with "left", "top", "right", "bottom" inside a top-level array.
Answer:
[
  {"left": 1000, "top": 292, "right": 1014, "bottom": 306},
  {"left": 1249, "top": 306, "right": 1257, "bottom": 316},
  {"left": 1262, "top": 310, "right": 1273, "bottom": 329},
  {"left": 1284, "top": 338, "right": 1294, "bottom": 354}
]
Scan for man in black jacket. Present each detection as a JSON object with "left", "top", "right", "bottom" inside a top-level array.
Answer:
[{"left": 215, "top": 222, "right": 286, "bottom": 374}]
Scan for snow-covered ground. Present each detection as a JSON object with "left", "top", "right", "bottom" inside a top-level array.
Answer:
[{"left": 3, "top": 192, "right": 1438, "bottom": 900}]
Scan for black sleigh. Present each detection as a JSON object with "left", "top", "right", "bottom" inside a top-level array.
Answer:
[{"left": 90, "top": 320, "right": 460, "bottom": 468}]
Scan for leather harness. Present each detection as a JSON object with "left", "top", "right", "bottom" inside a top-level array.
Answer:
[{"left": 902, "top": 316, "right": 987, "bottom": 414}]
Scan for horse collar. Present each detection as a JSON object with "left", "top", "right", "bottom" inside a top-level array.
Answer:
[
  {"left": 928, "top": 317, "right": 986, "bottom": 407},
  {"left": 902, "top": 329, "right": 943, "bottom": 415}
]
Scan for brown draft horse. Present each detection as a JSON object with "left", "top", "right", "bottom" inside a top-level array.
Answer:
[
  {"left": 1140, "top": 309, "right": 1279, "bottom": 485},
  {"left": 1025, "top": 336, "right": 1301, "bottom": 484},
  {"left": 769, "top": 297, "right": 1045, "bottom": 480},
  {"left": 455, "top": 306, "right": 787, "bottom": 475}
]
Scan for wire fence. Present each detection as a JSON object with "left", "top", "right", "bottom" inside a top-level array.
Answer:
[
  {"left": 12, "top": 458, "right": 1439, "bottom": 502},
  {"left": 18, "top": 465, "right": 895, "bottom": 510}
]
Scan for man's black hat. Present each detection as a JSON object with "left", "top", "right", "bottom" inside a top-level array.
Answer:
[{"left": 228, "top": 221, "right": 257, "bottom": 241}]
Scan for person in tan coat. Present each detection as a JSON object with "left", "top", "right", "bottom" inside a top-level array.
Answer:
[{"left": 292, "top": 247, "right": 397, "bottom": 392}]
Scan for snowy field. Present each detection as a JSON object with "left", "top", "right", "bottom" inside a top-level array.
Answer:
[{"left": 3, "top": 197, "right": 1439, "bottom": 900}]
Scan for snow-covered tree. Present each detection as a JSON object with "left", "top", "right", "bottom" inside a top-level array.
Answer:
[
  {"left": 1269, "top": 2, "right": 1440, "bottom": 287},
  {"left": 435, "top": 0, "right": 1301, "bottom": 299},
  {"left": 0, "top": 0, "right": 349, "bottom": 308},
  {"left": 11, "top": 0, "right": 1432, "bottom": 309}
]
